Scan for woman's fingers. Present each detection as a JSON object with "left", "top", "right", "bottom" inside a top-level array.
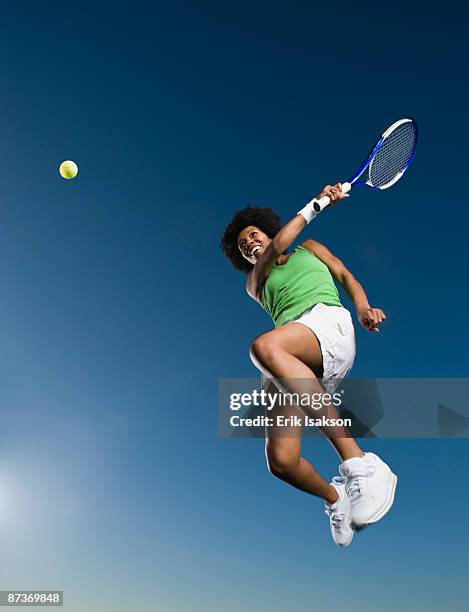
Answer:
[
  {"left": 365, "top": 308, "right": 387, "bottom": 332},
  {"left": 375, "top": 308, "right": 386, "bottom": 324},
  {"left": 368, "top": 309, "right": 377, "bottom": 326},
  {"left": 328, "top": 185, "right": 342, "bottom": 204},
  {"left": 316, "top": 183, "right": 350, "bottom": 208},
  {"left": 331, "top": 183, "right": 349, "bottom": 203}
]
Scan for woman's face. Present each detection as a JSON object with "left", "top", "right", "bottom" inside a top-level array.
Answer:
[{"left": 237, "top": 225, "right": 272, "bottom": 265}]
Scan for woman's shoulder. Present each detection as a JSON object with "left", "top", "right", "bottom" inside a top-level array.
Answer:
[{"left": 299, "top": 239, "right": 322, "bottom": 253}]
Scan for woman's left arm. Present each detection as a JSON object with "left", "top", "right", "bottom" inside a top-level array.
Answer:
[{"left": 301, "top": 239, "right": 386, "bottom": 332}]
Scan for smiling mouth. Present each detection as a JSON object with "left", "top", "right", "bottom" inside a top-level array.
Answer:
[{"left": 249, "top": 245, "right": 261, "bottom": 256}]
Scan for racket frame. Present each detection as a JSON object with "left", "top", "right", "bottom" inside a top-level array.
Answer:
[
  {"left": 312, "top": 117, "right": 418, "bottom": 212},
  {"left": 350, "top": 117, "right": 419, "bottom": 190}
]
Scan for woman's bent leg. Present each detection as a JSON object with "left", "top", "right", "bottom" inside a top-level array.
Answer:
[{"left": 252, "top": 323, "right": 364, "bottom": 462}]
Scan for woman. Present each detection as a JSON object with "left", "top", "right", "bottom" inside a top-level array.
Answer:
[{"left": 220, "top": 183, "right": 397, "bottom": 547}]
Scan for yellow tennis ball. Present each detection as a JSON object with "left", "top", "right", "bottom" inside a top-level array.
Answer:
[{"left": 59, "top": 160, "right": 78, "bottom": 179}]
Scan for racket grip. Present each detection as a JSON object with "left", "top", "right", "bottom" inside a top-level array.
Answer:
[
  {"left": 313, "top": 181, "right": 352, "bottom": 212},
  {"left": 342, "top": 181, "right": 352, "bottom": 194}
]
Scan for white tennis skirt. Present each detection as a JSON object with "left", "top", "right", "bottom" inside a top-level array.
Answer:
[{"left": 263, "top": 303, "right": 356, "bottom": 394}]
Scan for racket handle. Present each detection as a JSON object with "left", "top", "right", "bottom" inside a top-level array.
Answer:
[
  {"left": 342, "top": 181, "right": 352, "bottom": 193},
  {"left": 313, "top": 181, "right": 352, "bottom": 212}
]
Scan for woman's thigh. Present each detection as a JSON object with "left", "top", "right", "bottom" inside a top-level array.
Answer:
[{"left": 256, "top": 322, "right": 324, "bottom": 378}]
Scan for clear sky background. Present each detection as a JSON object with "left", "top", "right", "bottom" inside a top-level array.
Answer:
[{"left": 0, "top": 1, "right": 468, "bottom": 611}]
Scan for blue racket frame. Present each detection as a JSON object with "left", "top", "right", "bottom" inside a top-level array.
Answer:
[{"left": 348, "top": 117, "right": 419, "bottom": 190}]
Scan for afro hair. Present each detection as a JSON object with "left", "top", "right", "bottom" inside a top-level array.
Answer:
[{"left": 219, "top": 206, "right": 282, "bottom": 273}]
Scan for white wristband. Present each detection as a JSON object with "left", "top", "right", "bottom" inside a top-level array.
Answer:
[{"left": 297, "top": 199, "right": 320, "bottom": 224}]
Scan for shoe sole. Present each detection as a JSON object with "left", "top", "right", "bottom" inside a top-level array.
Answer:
[
  {"left": 332, "top": 528, "right": 354, "bottom": 548},
  {"left": 335, "top": 530, "right": 354, "bottom": 547},
  {"left": 351, "top": 472, "right": 398, "bottom": 529}
]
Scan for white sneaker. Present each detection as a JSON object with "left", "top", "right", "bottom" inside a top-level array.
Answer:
[
  {"left": 324, "top": 476, "right": 354, "bottom": 547},
  {"left": 339, "top": 452, "right": 398, "bottom": 528}
]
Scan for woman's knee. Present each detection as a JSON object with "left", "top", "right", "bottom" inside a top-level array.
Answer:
[
  {"left": 249, "top": 334, "right": 278, "bottom": 370},
  {"left": 266, "top": 444, "right": 300, "bottom": 479}
]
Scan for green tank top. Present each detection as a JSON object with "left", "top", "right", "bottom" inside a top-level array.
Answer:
[{"left": 261, "top": 245, "right": 342, "bottom": 327}]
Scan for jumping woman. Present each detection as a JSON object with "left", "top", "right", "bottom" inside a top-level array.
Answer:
[{"left": 220, "top": 183, "right": 397, "bottom": 547}]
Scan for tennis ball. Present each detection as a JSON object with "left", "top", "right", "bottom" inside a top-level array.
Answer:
[{"left": 59, "top": 160, "right": 78, "bottom": 179}]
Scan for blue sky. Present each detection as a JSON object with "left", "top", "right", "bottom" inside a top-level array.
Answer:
[{"left": 0, "top": 2, "right": 468, "bottom": 611}]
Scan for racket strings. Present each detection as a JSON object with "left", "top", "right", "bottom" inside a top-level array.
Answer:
[{"left": 368, "top": 121, "right": 417, "bottom": 188}]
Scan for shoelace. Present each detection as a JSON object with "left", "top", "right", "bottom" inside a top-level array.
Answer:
[
  {"left": 345, "top": 465, "right": 376, "bottom": 501},
  {"left": 325, "top": 507, "right": 346, "bottom": 528},
  {"left": 325, "top": 476, "right": 348, "bottom": 529}
]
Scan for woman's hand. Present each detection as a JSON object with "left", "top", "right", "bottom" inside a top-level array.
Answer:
[
  {"left": 317, "top": 183, "right": 350, "bottom": 207},
  {"left": 357, "top": 306, "right": 387, "bottom": 333}
]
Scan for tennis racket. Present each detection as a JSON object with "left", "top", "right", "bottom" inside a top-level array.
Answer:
[{"left": 313, "top": 117, "right": 418, "bottom": 212}]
